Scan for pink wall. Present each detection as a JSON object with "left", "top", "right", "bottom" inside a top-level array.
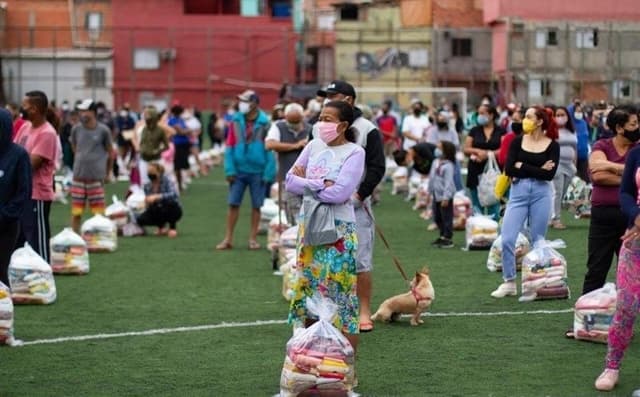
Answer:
[
  {"left": 484, "top": 0, "right": 640, "bottom": 23},
  {"left": 111, "top": 0, "right": 296, "bottom": 111},
  {"left": 491, "top": 22, "right": 508, "bottom": 73}
]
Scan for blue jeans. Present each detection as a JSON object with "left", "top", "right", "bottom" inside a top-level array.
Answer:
[
  {"left": 500, "top": 178, "right": 552, "bottom": 281},
  {"left": 469, "top": 188, "right": 501, "bottom": 221},
  {"left": 454, "top": 161, "right": 463, "bottom": 192},
  {"left": 228, "top": 172, "right": 266, "bottom": 209}
]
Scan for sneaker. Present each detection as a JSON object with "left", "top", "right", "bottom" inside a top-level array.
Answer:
[
  {"left": 595, "top": 368, "right": 619, "bottom": 391},
  {"left": 491, "top": 282, "right": 517, "bottom": 298},
  {"left": 438, "top": 238, "right": 454, "bottom": 249},
  {"left": 427, "top": 223, "right": 438, "bottom": 231},
  {"left": 431, "top": 237, "right": 445, "bottom": 246}
]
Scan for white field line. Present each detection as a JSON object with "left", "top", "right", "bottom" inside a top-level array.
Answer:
[{"left": 18, "top": 308, "right": 572, "bottom": 347}]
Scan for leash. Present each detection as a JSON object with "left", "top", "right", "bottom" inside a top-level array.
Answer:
[{"left": 362, "top": 203, "right": 412, "bottom": 287}]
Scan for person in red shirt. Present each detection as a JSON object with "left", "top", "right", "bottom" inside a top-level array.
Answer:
[
  {"left": 375, "top": 100, "right": 399, "bottom": 157},
  {"left": 497, "top": 108, "right": 524, "bottom": 168},
  {"left": 13, "top": 91, "right": 60, "bottom": 264}
]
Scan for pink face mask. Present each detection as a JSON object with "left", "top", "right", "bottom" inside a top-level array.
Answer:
[{"left": 317, "top": 121, "right": 340, "bottom": 144}]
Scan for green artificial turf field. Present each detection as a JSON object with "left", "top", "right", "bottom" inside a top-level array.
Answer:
[{"left": 3, "top": 168, "right": 639, "bottom": 397}]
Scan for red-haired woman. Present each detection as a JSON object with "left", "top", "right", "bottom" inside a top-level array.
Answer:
[{"left": 491, "top": 107, "right": 560, "bottom": 298}]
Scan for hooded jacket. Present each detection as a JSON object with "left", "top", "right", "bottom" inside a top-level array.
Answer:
[
  {"left": 568, "top": 104, "right": 590, "bottom": 160},
  {"left": 0, "top": 108, "right": 32, "bottom": 224},
  {"left": 224, "top": 109, "right": 276, "bottom": 182}
]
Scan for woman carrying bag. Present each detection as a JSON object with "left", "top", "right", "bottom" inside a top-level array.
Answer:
[{"left": 285, "top": 100, "right": 365, "bottom": 353}]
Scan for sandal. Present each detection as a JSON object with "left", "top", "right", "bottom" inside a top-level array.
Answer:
[
  {"left": 248, "top": 240, "right": 261, "bottom": 250},
  {"left": 216, "top": 240, "right": 233, "bottom": 250},
  {"left": 155, "top": 228, "right": 168, "bottom": 236},
  {"left": 359, "top": 320, "right": 374, "bottom": 333}
]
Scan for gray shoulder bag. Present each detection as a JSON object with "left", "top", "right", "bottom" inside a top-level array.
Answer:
[{"left": 302, "top": 187, "right": 338, "bottom": 246}]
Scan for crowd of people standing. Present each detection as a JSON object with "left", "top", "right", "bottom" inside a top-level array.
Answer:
[{"left": 3, "top": 84, "right": 640, "bottom": 394}]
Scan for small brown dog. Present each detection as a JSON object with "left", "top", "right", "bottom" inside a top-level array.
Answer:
[{"left": 371, "top": 267, "right": 435, "bottom": 326}]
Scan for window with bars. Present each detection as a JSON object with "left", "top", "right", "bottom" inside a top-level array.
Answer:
[
  {"left": 84, "top": 67, "right": 106, "bottom": 87},
  {"left": 451, "top": 38, "right": 472, "bottom": 57}
]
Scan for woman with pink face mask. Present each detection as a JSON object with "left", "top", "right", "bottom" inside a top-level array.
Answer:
[
  {"left": 550, "top": 106, "right": 577, "bottom": 229},
  {"left": 285, "top": 100, "right": 365, "bottom": 354}
]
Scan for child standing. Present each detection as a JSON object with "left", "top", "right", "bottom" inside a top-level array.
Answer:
[{"left": 429, "top": 140, "right": 457, "bottom": 248}]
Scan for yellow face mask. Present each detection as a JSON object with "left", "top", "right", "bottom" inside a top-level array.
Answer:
[{"left": 522, "top": 118, "right": 537, "bottom": 134}]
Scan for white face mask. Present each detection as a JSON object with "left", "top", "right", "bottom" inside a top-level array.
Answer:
[
  {"left": 323, "top": 98, "right": 330, "bottom": 107},
  {"left": 574, "top": 112, "right": 584, "bottom": 120},
  {"left": 238, "top": 102, "right": 251, "bottom": 114}
]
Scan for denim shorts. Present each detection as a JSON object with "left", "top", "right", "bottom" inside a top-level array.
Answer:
[{"left": 228, "top": 172, "right": 265, "bottom": 209}]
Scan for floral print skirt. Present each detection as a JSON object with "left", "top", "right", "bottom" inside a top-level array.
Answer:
[{"left": 288, "top": 219, "right": 360, "bottom": 334}]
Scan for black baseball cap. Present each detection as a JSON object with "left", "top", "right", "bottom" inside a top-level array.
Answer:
[{"left": 317, "top": 80, "right": 356, "bottom": 99}]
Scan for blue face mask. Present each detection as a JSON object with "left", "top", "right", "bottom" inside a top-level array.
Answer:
[
  {"left": 477, "top": 115, "right": 489, "bottom": 126},
  {"left": 434, "top": 148, "right": 443, "bottom": 158}
]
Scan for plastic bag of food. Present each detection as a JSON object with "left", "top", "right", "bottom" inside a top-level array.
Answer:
[
  {"left": 280, "top": 257, "right": 297, "bottom": 301},
  {"left": 105, "top": 195, "right": 129, "bottom": 229},
  {"left": 260, "top": 199, "right": 279, "bottom": 235},
  {"left": 391, "top": 166, "right": 409, "bottom": 195},
  {"left": 81, "top": 214, "right": 118, "bottom": 252},
  {"left": 126, "top": 185, "right": 147, "bottom": 217},
  {"left": 573, "top": 282, "right": 616, "bottom": 343},
  {"left": 464, "top": 215, "right": 498, "bottom": 250},
  {"left": 268, "top": 211, "right": 291, "bottom": 251},
  {"left": 486, "top": 233, "right": 530, "bottom": 272},
  {"left": 279, "top": 294, "right": 355, "bottom": 396},
  {"left": 453, "top": 191, "right": 472, "bottom": 230},
  {"left": 0, "top": 282, "right": 15, "bottom": 345},
  {"left": 50, "top": 228, "right": 90, "bottom": 275},
  {"left": 9, "top": 243, "right": 57, "bottom": 305},
  {"left": 279, "top": 226, "right": 299, "bottom": 249},
  {"left": 413, "top": 178, "right": 431, "bottom": 210},
  {"left": 520, "top": 240, "right": 569, "bottom": 302}
]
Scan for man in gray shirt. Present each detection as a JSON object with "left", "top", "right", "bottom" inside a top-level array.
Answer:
[
  {"left": 70, "top": 99, "right": 113, "bottom": 232},
  {"left": 265, "top": 103, "right": 310, "bottom": 225}
]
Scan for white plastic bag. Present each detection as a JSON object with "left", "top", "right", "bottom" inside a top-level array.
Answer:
[
  {"left": 465, "top": 215, "right": 498, "bottom": 250},
  {"left": 126, "top": 185, "right": 147, "bottom": 216},
  {"left": 453, "top": 191, "right": 472, "bottom": 230},
  {"left": 279, "top": 226, "right": 299, "bottom": 249},
  {"left": 50, "top": 228, "right": 90, "bottom": 275},
  {"left": 486, "top": 233, "right": 530, "bottom": 272},
  {"left": 9, "top": 243, "right": 57, "bottom": 305},
  {"left": 279, "top": 294, "right": 355, "bottom": 396},
  {"left": 81, "top": 214, "right": 118, "bottom": 252},
  {"left": 0, "top": 282, "right": 15, "bottom": 344},
  {"left": 573, "top": 282, "right": 616, "bottom": 343},
  {"left": 268, "top": 211, "right": 291, "bottom": 251},
  {"left": 477, "top": 152, "right": 500, "bottom": 207},
  {"left": 260, "top": 199, "right": 279, "bottom": 235},
  {"left": 105, "top": 195, "right": 129, "bottom": 228},
  {"left": 520, "top": 240, "right": 569, "bottom": 302},
  {"left": 391, "top": 166, "right": 409, "bottom": 195}
]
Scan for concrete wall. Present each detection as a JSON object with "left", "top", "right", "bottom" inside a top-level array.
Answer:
[
  {"left": 334, "top": 5, "right": 431, "bottom": 106},
  {"left": 484, "top": 0, "right": 640, "bottom": 24},
  {"left": 3, "top": 53, "right": 113, "bottom": 105}
]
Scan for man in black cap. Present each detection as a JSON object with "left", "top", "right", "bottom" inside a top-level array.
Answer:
[{"left": 317, "top": 80, "right": 386, "bottom": 332}]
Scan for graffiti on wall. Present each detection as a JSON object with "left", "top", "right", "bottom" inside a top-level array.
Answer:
[{"left": 355, "top": 47, "right": 427, "bottom": 78}]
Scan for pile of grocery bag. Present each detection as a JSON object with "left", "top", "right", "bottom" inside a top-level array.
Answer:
[
  {"left": 486, "top": 233, "right": 530, "bottom": 272},
  {"left": 520, "top": 240, "right": 570, "bottom": 302},
  {"left": 9, "top": 243, "right": 57, "bottom": 305},
  {"left": 81, "top": 214, "right": 118, "bottom": 253},
  {"left": 573, "top": 283, "right": 616, "bottom": 343},
  {"left": 50, "top": 228, "right": 90, "bottom": 275},
  {"left": 465, "top": 215, "right": 498, "bottom": 250},
  {"left": 279, "top": 295, "right": 355, "bottom": 396}
]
